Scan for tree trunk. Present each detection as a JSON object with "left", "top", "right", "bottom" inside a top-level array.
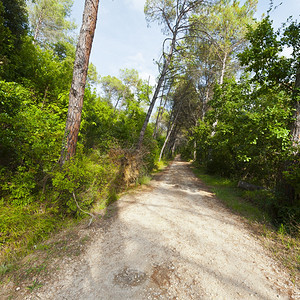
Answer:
[
  {"left": 137, "top": 25, "right": 179, "bottom": 149},
  {"left": 159, "top": 111, "right": 179, "bottom": 161},
  {"left": 159, "top": 121, "right": 175, "bottom": 162},
  {"left": 278, "top": 63, "right": 300, "bottom": 204},
  {"left": 219, "top": 52, "right": 227, "bottom": 85},
  {"left": 153, "top": 81, "right": 172, "bottom": 138},
  {"left": 137, "top": 58, "right": 171, "bottom": 149},
  {"left": 201, "top": 86, "right": 210, "bottom": 120},
  {"left": 291, "top": 63, "right": 300, "bottom": 149},
  {"left": 33, "top": 9, "right": 44, "bottom": 43},
  {"left": 59, "top": 0, "right": 100, "bottom": 165},
  {"left": 137, "top": 0, "right": 198, "bottom": 149},
  {"left": 153, "top": 80, "right": 167, "bottom": 138},
  {"left": 153, "top": 93, "right": 164, "bottom": 139},
  {"left": 171, "top": 139, "right": 177, "bottom": 156}
]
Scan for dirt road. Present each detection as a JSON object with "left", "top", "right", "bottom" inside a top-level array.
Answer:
[{"left": 22, "top": 159, "right": 298, "bottom": 299}]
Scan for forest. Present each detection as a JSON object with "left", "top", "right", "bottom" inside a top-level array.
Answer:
[{"left": 0, "top": 0, "right": 299, "bottom": 264}]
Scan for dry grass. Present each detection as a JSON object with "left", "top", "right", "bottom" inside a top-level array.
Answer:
[{"left": 258, "top": 224, "right": 300, "bottom": 284}]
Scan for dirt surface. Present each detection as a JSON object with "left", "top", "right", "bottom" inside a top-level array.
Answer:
[{"left": 3, "top": 158, "right": 299, "bottom": 299}]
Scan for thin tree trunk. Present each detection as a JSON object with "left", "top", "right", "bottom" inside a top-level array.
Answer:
[
  {"left": 159, "top": 111, "right": 179, "bottom": 161},
  {"left": 219, "top": 52, "right": 227, "bottom": 85},
  {"left": 202, "top": 87, "right": 210, "bottom": 120},
  {"left": 137, "top": 57, "right": 172, "bottom": 149},
  {"left": 277, "top": 63, "right": 300, "bottom": 204},
  {"left": 137, "top": 23, "right": 180, "bottom": 150},
  {"left": 42, "top": 84, "right": 49, "bottom": 107},
  {"left": 153, "top": 80, "right": 167, "bottom": 138},
  {"left": 33, "top": 9, "right": 44, "bottom": 43},
  {"left": 59, "top": 0, "right": 100, "bottom": 165},
  {"left": 291, "top": 63, "right": 300, "bottom": 149},
  {"left": 153, "top": 80, "right": 172, "bottom": 138},
  {"left": 159, "top": 122, "right": 175, "bottom": 162},
  {"left": 113, "top": 96, "right": 122, "bottom": 114},
  {"left": 167, "top": 124, "right": 178, "bottom": 155},
  {"left": 171, "top": 139, "right": 177, "bottom": 156},
  {"left": 153, "top": 93, "right": 164, "bottom": 138},
  {"left": 137, "top": 0, "right": 197, "bottom": 149}
]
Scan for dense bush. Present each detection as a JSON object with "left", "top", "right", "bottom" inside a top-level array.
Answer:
[
  {"left": 179, "top": 18, "right": 300, "bottom": 227},
  {"left": 0, "top": 1, "right": 160, "bottom": 260}
]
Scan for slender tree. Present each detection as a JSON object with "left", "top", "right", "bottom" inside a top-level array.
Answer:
[
  {"left": 59, "top": 0, "right": 99, "bottom": 165},
  {"left": 27, "top": 0, "right": 75, "bottom": 46},
  {"left": 137, "top": 0, "right": 208, "bottom": 149},
  {"left": 186, "top": 0, "right": 257, "bottom": 86}
]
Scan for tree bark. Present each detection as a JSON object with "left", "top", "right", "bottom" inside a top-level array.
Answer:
[
  {"left": 278, "top": 63, "right": 300, "bottom": 204},
  {"left": 59, "top": 0, "right": 99, "bottom": 165},
  {"left": 159, "top": 111, "right": 179, "bottom": 161},
  {"left": 291, "top": 63, "right": 300, "bottom": 149},
  {"left": 153, "top": 80, "right": 172, "bottom": 138},
  {"left": 159, "top": 121, "right": 175, "bottom": 162},
  {"left": 33, "top": 9, "right": 44, "bottom": 43},
  {"left": 219, "top": 51, "right": 227, "bottom": 85},
  {"left": 137, "top": 49, "right": 174, "bottom": 149},
  {"left": 137, "top": 0, "right": 201, "bottom": 149}
]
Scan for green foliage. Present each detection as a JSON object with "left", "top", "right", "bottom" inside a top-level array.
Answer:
[
  {"left": 0, "top": 0, "right": 28, "bottom": 79},
  {"left": 192, "top": 166, "right": 269, "bottom": 222},
  {"left": 0, "top": 202, "right": 60, "bottom": 259},
  {"left": 51, "top": 147, "right": 119, "bottom": 213},
  {"left": 283, "top": 158, "right": 300, "bottom": 196},
  {"left": 137, "top": 175, "right": 152, "bottom": 186},
  {"left": 0, "top": 81, "right": 31, "bottom": 167},
  {"left": 1, "top": 0, "right": 28, "bottom": 39},
  {"left": 0, "top": 0, "right": 171, "bottom": 267},
  {"left": 27, "top": 0, "right": 76, "bottom": 47},
  {"left": 239, "top": 17, "right": 292, "bottom": 87},
  {"left": 26, "top": 280, "right": 43, "bottom": 291},
  {"left": 180, "top": 16, "right": 300, "bottom": 227},
  {"left": 0, "top": 263, "right": 13, "bottom": 276},
  {"left": 192, "top": 77, "right": 292, "bottom": 183}
]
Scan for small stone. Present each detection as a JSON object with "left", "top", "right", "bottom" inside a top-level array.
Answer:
[{"left": 16, "top": 287, "right": 20, "bottom": 291}]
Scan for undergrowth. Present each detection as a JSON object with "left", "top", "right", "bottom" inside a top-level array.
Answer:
[
  {"left": 0, "top": 145, "right": 162, "bottom": 277},
  {"left": 192, "top": 164, "right": 300, "bottom": 282}
]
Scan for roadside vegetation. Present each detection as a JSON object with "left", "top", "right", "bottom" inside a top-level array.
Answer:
[
  {"left": 192, "top": 165, "right": 300, "bottom": 282},
  {"left": 0, "top": 0, "right": 299, "bottom": 289}
]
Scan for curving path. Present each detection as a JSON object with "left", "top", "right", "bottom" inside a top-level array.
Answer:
[{"left": 23, "top": 158, "right": 298, "bottom": 299}]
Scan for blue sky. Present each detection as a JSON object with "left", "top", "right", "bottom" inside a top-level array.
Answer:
[{"left": 71, "top": 0, "right": 300, "bottom": 85}]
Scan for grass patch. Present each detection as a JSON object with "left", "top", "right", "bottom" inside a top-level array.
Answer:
[
  {"left": 192, "top": 165, "right": 300, "bottom": 282},
  {"left": 0, "top": 263, "right": 13, "bottom": 276},
  {"left": 0, "top": 202, "right": 68, "bottom": 264},
  {"left": 106, "top": 188, "right": 119, "bottom": 205},
  {"left": 153, "top": 159, "right": 170, "bottom": 173},
  {"left": 26, "top": 280, "right": 43, "bottom": 292},
  {"left": 137, "top": 175, "right": 152, "bottom": 186},
  {"left": 192, "top": 167, "right": 269, "bottom": 223}
]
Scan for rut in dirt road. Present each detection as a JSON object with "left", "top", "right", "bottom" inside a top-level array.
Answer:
[{"left": 24, "top": 159, "right": 298, "bottom": 299}]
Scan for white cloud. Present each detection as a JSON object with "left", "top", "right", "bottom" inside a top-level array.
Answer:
[
  {"left": 280, "top": 46, "right": 293, "bottom": 58},
  {"left": 125, "top": 0, "right": 145, "bottom": 12},
  {"left": 139, "top": 71, "right": 157, "bottom": 86},
  {"left": 124, "top": 52, "right": 157, "bottom": 86},
  {"left": 125, "top": 52, "right": 145, "bottom": 69}
]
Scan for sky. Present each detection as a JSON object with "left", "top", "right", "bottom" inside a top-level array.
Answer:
[{"left": 70, "top": 0, "right": 300, "bottom": 86}]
